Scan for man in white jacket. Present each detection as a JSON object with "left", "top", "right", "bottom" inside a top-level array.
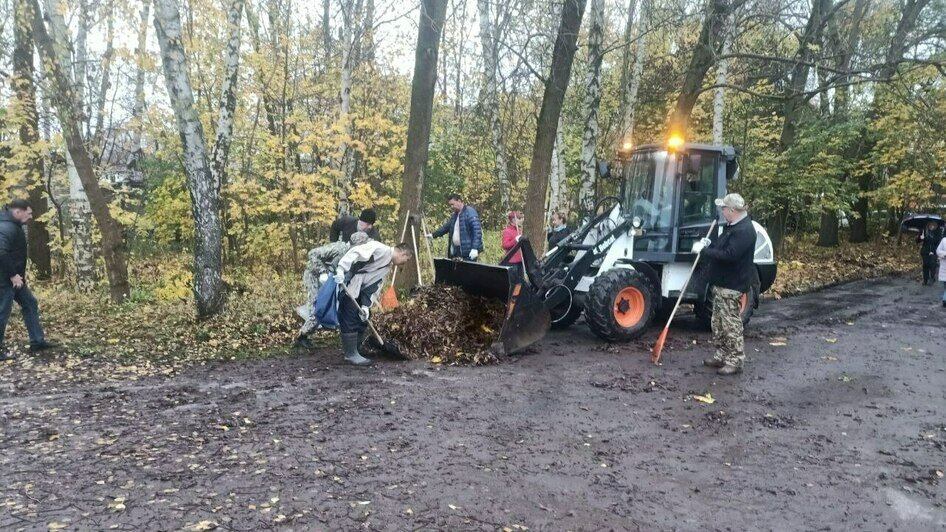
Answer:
[{"left": 334, "top": 241, "right": 413, "bottom": 365}]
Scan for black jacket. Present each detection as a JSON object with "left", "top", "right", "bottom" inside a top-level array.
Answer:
[
  {"left": 329, "top": 215, "right": 380, "bottom": 243},
  {"left": 701, "top": 215, "right": 756, "bottom": 293},
  {"left": 0, "top": 209, "right": 27, "bottom": 286},
  {"left": 917, "top": 227, "right": 943, "bottom": 255},
  {"left": 547, "top": 226, "right": 573, "bottom": 248}
]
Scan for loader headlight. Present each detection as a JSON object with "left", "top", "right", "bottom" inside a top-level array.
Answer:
[{"left": 632, "top": 216, "right": 642, "bottom": 229}]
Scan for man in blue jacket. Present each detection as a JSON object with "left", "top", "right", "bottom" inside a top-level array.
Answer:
[{"left": 427, "top": 194, "right": 483, "bottom": 261}]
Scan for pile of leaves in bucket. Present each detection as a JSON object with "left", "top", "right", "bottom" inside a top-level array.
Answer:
[{"left": 373, "top": 285, "right": 506, "bottom": 365}]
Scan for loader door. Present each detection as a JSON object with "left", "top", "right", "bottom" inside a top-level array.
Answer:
[{"left": 677, "top": 151, "right": 720, "bottom": 253}]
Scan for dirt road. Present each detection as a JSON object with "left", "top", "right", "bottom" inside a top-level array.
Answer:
[{"left": 1, "top": 277, "right": 944, "bottom": 531}]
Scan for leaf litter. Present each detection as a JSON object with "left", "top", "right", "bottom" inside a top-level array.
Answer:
[{"left": 373, "top": 286, "right": 506, "bottom": 365}]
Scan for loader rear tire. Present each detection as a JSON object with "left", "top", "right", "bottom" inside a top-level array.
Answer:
[{"left": 585, "top": 268, "right": 656, "bottom": 342}]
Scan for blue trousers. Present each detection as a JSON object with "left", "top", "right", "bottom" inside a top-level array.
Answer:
[
  {"left": 0, "top": 284, "right": 46, "bottom": 347},
  {"left": 339, "top": 281, "right": 380, "bottom": 334}
]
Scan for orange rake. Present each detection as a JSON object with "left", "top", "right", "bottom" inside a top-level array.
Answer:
[
  {"left": 379, "top": 212, "right": 413, "bottom": 311},
  {"left": 651, "top": 221, "right": 717, "bottom": 364}
]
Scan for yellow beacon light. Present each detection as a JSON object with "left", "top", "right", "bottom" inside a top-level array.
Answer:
[{"left": 667, "top": 133, "right": 685, "bottom": 150}]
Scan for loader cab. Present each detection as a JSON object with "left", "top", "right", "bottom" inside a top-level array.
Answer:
[{"left": 620, "top": 143, "right": 736, "bottom": 260}]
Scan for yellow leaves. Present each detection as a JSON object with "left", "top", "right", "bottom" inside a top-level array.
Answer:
[
  {"left": 47, "top": 523, "right": 68, "bottom": 531},
  {"left": 109, "top": 496, "right": 126, "bottom": 511},
  {"left": 691, "top": 393, "right": 715, "bottom": 404},
  {"left": 184, "top": 521, "right": 218, "bottom": 531}
]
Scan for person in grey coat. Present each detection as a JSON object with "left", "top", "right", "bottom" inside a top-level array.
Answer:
[{"left": 0, "top": 200, "right": 57, "bottom": 360}]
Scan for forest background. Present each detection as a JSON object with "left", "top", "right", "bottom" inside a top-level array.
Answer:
[{"left": 0, "top": 0, "right": 942, "bottom": 359}]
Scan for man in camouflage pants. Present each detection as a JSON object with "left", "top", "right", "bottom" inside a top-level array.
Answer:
[
  {"left": 294, "top": 232, "right": 370, "bottom": 348},
  {"left": 691, "top": 193, "right": 756, "bottom": 375}
]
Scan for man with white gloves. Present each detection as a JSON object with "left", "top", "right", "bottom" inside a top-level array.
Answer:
[
  {"left": 427, "top": 194, "right": 483, "bottom": 261},
  {"left": 691, "top": 193, "right": 756, "bottom": 376},
  {"left": 335, "top": 241, "right": 413, "bottom": 365}
]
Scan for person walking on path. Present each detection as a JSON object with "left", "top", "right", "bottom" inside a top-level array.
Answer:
[
  {"left": 427, "top": 194, "right": 483, "bottom": 261},
  {"left": 691, "top": 193, "right": 756, "bottom": 376},
  {"left": 334, "top": 241, "right": 413, "bottom": 365},
  {"left": 0, "top": 200, "right": 58, "bottom": 361},
  {"left": 917, "top": 220, "right": 944, "bottom": 285}
]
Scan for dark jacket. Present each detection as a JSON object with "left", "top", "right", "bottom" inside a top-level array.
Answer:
[
  {"left": 329, "top": 215, "right": 380, "bottom": 243},
  {"left": 547, "top": 225, "right": 573, "bottom": 248},
  {"left": 917, "top": 227, "right": 943, "bottom": 255},
  {"left": 0, "top": 209, "right": 27, "bottom": 286},
  {"left": 701, "top": 215, "right": 756, "bottom": 293},
  {"left": 432, "top": 205, "right": 483, "bottom": 258}
]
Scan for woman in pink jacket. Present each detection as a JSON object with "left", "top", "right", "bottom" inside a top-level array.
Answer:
[{"left": 501, "top": 211, "right": 524, "bottom": 273}]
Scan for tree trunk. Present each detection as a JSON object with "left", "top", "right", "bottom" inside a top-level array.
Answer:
[
  {"left": 668, "top": 0, "right": 745, "bottom": 135},
  {"left": 778, "top": 0, "right": 830, "bottom": 150},
  {"left": 711, "top": 13, "right": 731, "bottom": 145},
  {"left": 41, "top": 0, "right": 98, "bottom": 288},
  {"left": 619, "top": 0, "right": 638, "bottom": 107},
  {"left": 337, "top": 0, "right": 360, "bottom": 216},
  {"left": 212, "top": 0, "right": 243, "bottom": 263},
  {"left": 154, "top": 0, "right": 225, "bottom": 318},
  {"left": 578, "top": 0, "right": 604, "bottom": 215},
  {"left": 817, "top": 208, "right": 839, "bottom": 246},
  {"left": 91, "top": 4, "right": 115, "bottom": 161},
  {"left": 849, "top": 174, "right": 870, "bottom": 242},
  {"left": 477, "top": 0, "right": 510, "bottom": 211},
  {"left": 621, "top": 0, "right": 648, "bottom": 141},
  {"left": 547, "top": 116, "right": 565, "bottom": 218},
  {"left": 29, "top": 0, "right": 129, "bottom": 302},
  {"left": 523, "top": 0, "right": 587, "bottom": 253},
  {"left": 129, "top": 0, "right": 150, "bottom": 168},
  {"left": 14, "top": 0, "right": 51, "bottom": 279},
  {"left": 395, "top": 0, "right": 448, "bottom": 289},
  {"left": 322, "top": 0, "right": 332, "bottom": 67}
]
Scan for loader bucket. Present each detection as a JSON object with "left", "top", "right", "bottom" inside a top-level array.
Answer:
[{"left": 434, "top": 259, "right": 550, "bottom": 355}]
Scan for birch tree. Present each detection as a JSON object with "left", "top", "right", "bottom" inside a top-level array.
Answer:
[
  {"left": 154, "top": 0, "right": 230, "bottom": 318},
  {"left": 523, "top": 0, "right": 587, "bottom": 252},
  {"left": 128, "top": 0, "right": 150, "bottom": 168},
  {"left": 711, "top": 13, "right": 731, "bottom": 145},
  {"left": 336, "top": 0, "right": 363, "bottom": 216},
  {"left": 547, "top": 117, "right": 565, "bottom": 218},
  {"left": 28, "top": 0, "right": 130, "bottom": 302},
  {"left": 40, "top": 0, "right": 97, "bottom": 289},
  {"left": 478, "top": 0, "right": 510, "bottom": 211},
  {"left": 578, "top": 0, "right": 604, "bottom": 215},
  {"left": 620, "top": 0, "right": 647, "bottom": 142}
]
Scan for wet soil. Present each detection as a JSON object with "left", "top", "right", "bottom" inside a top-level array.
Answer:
[{"left": 1, "top": 277, "right": 944, "bottom": 531}]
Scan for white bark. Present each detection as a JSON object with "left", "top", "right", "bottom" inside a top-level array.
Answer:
[
  {"left": 42, "top": 0, "right": 97, "bottom": 289},
  {"left": 579, "top": 0, "right": 604, "bottom": 215},
  {"left": 211, "top": 0, "right": 243, "bottom": 189},
  {"left": 622, "top": 0, "right": 649, "bottom": 141},
  {"left": 337, "top": 0, "right": 360, "bottom": 216},
  {"left": 154, "top": 0, "right": 225, "bottom": 318},
  {"left": 129, "top": 0, "right": 150, "bottom": 166},
  {"left": 548, "top": 116, "right": 565, "bottom": 218},
  {"left": 74, "top": 0, "right": 89, "bottom": 135},
  {"left": 712, "top": 14, "right": 732, "bottom": 145},
  {"left": 620, "top": 0, "right": 638, "bottom": 108},
  {"left": 91, "top": 6, "right": 114, "bottom": 158},
  {"left": 478, "top": 0, "right": 510, "bottom": 210}
]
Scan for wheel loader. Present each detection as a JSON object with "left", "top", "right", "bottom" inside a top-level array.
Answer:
[{"left": 431, "top": 139, "right": 778, "bottom": 355}]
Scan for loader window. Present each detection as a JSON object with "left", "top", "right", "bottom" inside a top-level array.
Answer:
[
  {"left": 624, "top": 150, "right": 677, "bottom": 232},
  {"left": 681, "top": 152, "right": 718, "bottom": 225}
]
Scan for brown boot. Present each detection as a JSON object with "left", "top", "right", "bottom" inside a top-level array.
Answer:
[
  {"left": 703, "top": 357, "right": 725, "bottom": 368},
  {"left": 717, "top": 364, "right": 743, "bottom": 376}
]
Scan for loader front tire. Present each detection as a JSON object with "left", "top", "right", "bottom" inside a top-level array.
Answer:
[{"left": 586, "top": 268, "right": 656, "bottom": 342}]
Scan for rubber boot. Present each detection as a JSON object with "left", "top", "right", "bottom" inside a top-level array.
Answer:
[{"left": 341, "top": 333, "right": 372, "bottom": 366}]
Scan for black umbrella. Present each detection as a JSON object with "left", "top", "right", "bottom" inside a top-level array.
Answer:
[{"left": 901, "top": 213, "right": 945, "bottom": 232}]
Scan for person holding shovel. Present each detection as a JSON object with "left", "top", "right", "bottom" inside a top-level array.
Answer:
[
  {"left": 691, "top": 193, "right": 756, "bottom": 376},
  {"left": 334, "top": 241, "right": 413, "bottom": 365}
]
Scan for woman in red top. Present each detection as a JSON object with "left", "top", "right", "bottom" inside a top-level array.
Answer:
[{"left": 501, "top": 211, "right": 524, "bottom": 269}]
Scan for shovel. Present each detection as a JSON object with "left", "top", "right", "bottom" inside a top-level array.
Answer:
[{"left": 651, "top": 221, "right": 717, "bottom": 364}]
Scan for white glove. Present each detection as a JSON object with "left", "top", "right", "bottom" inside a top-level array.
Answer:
[
  {"left": 469, "top": 249, "right": 479, "bottom": 260},
  {"left": 691, "top": 241, "right": 705, "bottom": 253},
  {"left": 318, "top": 273, "right": 329, "bottom": 283},
  {"left": 359, "top": 306, "right": 370, "bottom": 322},
  {"left": 425, "top": 233, "right": 433, "bottom": 240},
  {"left": 700, "top": 237, "right": 712, "bottom": 248},
  {"left": 333, "top": 268, "right": 345, "bottom": 285},
  {"left": 515, "top": 235, "right": 522, "bottom": 242}
]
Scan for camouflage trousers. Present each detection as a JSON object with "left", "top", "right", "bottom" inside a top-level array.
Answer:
[{"left": 711, "top": 286, "right": 744, "bottom": 367}]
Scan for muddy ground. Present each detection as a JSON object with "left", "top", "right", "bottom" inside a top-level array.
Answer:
[{"left": 1, "top": 277, "right": 944, "bottom": 531}]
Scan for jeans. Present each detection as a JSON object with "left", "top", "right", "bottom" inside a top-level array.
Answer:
[
  {"left": 338, "top": 281, "right": 380, "bottom": 334},
  {"left": 942, "top": 281, "right": 946, "bottom": 303},
  {"left": 0, "top": 284, "right": 46, "bottom": 347},
  {"left": 922, "top": 254, "right": 937, "bottom": 283}
]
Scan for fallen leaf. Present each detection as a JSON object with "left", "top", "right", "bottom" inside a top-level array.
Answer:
[
  {"left": 48, "top": 523, "right": 67, "bottom": 531},
  {"left": 692, "top": 393, "right": 715, "bottom": 404},
  {"left": 184, "top": 521, "right": 218, "bottom": 531}
]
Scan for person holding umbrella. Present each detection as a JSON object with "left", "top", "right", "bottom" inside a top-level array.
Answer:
[{"left": 917, "top": 220, "right": 944, "bottom": 285}]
